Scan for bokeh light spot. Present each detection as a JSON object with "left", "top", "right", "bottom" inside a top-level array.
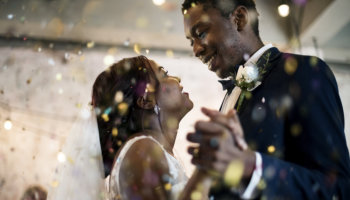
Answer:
[
  {"left": 224, "top": 160, "right": 244, "bottom": 187},
  {"left": 284, "top": 57, "right": 298, "bottom": 75},
  {"left": 267, "top": 145, "right": 276, "bottom": 153}
]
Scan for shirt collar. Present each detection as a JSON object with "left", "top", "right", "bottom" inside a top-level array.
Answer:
[{"left": 244, "top": 43, "right": 273, "bottom": 66}]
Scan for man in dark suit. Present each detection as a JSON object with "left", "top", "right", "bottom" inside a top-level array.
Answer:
[{"left": 182, "top": 0, "right": 350, "bottom": 199}]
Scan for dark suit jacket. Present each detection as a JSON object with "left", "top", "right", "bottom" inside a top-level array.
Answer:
[{"left": 215, "top": 48, "right": 350, "bottom": 199}]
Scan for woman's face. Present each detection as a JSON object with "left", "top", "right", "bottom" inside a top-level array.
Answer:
[{"left": 149, "top": 60, "right": 193, "bottom": 118}]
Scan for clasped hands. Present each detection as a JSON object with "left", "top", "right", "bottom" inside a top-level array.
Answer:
[{"left": 187, "top": 107, "right": 256, "bottom": 187}]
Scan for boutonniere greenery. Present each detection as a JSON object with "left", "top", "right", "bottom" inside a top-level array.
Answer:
[{"left": 235, "top": 51, "right": 271, "bottom": 112}]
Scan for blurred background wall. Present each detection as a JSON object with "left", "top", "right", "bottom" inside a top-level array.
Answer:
[{"left": 0, "top": 0, "right": 349, "bottom": 199}]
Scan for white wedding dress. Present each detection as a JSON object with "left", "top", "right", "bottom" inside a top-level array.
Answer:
[
  {"left": 105, "top": 135, "right": 188, "bottom": 200},
  {"left": 49, "top": 108, "right": 188, "bottom": 200}
]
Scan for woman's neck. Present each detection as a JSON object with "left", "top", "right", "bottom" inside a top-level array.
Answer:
[{"left": 142, "top": 113, "right": 180, "bottom": 156}]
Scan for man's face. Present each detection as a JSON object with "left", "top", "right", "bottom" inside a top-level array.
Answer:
[{"left": 184, "top": 4, "right": 245, "bottom": 78}]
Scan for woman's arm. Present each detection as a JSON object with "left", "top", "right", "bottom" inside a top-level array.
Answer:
[
  {"left": 179, "top": 169, "right": 211, "bottom": 200},
  {"left": 119, "top": 138, "right": 211, "bottom": 200},
  {"left": 119, "top": 139, "right": 170, "bottom": 200}
]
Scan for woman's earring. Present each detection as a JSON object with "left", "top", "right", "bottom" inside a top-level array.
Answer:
[{"left": 154, "top": 104, "right": 160, "bottom": 115}]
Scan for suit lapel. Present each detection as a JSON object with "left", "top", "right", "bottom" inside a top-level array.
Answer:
[{"left": 237, "top": 47, "right": 281, "bottom": 114}]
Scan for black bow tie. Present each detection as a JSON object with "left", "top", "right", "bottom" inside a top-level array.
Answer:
[{"left": 218, "top": 79, "right": 236, "bottom": 94}]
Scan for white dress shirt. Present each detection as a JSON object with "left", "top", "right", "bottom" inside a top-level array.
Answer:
[{"left": 220, "top": 44, "right": 273, "bottom": 199}]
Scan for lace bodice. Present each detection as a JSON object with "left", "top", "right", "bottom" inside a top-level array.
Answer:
[{"left": 105, "top": 136, "right": 188, "bottom": 200}]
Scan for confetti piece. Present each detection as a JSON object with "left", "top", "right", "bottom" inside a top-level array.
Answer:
[
  {"left": 87, "top": 41, "right": 95, "bottom": 48},
  {"left": 7, "top": 14, "right": 14, "bottom": 19},
  {"left": 164, "top": 183, "right": 172, "bottom": 191},
  {"left": 123, "top": 39, "right": 130, "bottom": 46},
  {"left": 57, "top": 152, "right": 66, "bottom": 163},
  {"left": 224, "top": 160, "right": 244, "bottom": 187},
  {"left": 112, "top": 128, "right": 118, "bottom": 137},
  {"left": 153, "top": 0, "right": 165, "bottom": 6},
  {"left": 166, "top": 49, "right": 174, "bottom": 57},
  {"left": 104, "top": 55, "right": 114, "bottom": 66},
  {"left": 191, "top": 191, "right": 202, "bottom": 200},
  {"left": 284, "top": 57, "right": 298, "bottom": 75},
  {"left": 102, "top": 113, "right": 109, "bottom": 122},
  {"left": 56, "top": 73, "right": 62, "bottom": 81},
  {"left": 310, "top": 56, "right": 318, "bottom": 67},
  {"left": 291, "top": 124, "right": 302, "bottom": 136},
  {"left": 267, "top": 145, "right": 276, "bottom": 153},
  {"left": 51, "top": 181, "right": 59, "bottom": 188},
  {"left": 114, "top": 91, "right": 124, "bottom": 103},
  {"left": 4, "top": 120, "right": 12, "bottom": 130},
  {"left": 136, "top": 17, "right": 149, "bottom": 28},
  {"left": 118, "top": 102, "right": 128, "bottom": 116},
  {"left": 134, "top": 44, "right": 141, "bottom": 55}
]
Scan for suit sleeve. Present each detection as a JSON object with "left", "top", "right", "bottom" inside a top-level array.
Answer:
[{"left": 259, "top": 57, "right": 350, "bottom": 199}]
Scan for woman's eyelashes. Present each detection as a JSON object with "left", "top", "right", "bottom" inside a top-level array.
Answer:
[{"left": 158, "top": 66, "right": 168, "bottom": 77}]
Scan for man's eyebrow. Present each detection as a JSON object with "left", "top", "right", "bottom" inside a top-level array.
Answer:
[
  {"left": 186, "top": 21, "right": 205, "bottom": 40},
  {"left": 190, "top": 21, "right": 207, "bottom": 36}
]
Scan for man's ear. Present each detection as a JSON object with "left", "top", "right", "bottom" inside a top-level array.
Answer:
[
  {"left": 136, "top": 94, "right": 156, "bottom": 109},
  {"left": 232, "top": 6, "right": 248, "bottom": 31}
]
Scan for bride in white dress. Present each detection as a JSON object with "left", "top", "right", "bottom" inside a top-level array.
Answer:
[{"left": 49, "top": 56, "right": 210, "bottom": 200}]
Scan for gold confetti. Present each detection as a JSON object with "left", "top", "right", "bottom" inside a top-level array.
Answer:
[
  {"left": 310, "top": 56, "right": 318, "bottom": 67},
  {"left": 146, "top": 83, "right": 155, "bottom": 93},
  {"left": 183, "top": 9, "right": 188, "bottom": 15},
  {"left": 102, "top": 113, "right": 109, "bottom": 122},
  {"left": 26, "top": 79, "right": 31, "bottom": 84},
  {"left": 67, "top": 156, "right": 74, "bottom": 164},
  {"left": 267, "top": 145, "right": 276, "bottom": 153},
  {"left": 134, "top": 44, "right": 141, "bottom": 55},
  {"left": 291, "top": 124, "right": 302, "bottom": 136},
  {"left": 118, "top": 102, "right": 128, "bottom": 115},
  {"left": 136, "top": 17, "right": 149, "bottom": 28},
  {"left": 51, "top": 180, "right": 59, "bottom": 188},
  {"left": 47, "top": 17, "right": 64, "bottom": 36},
  {"left": 224, "top": 160, "right": 244, "bottom": 187},
  {"left": 258, "top": 179, "right": 267, "bottom": 190},
  {"left": 56, "top": 73, "right": 62, "bottom": 81},
  {"left": 112, "top": 128, "right": 118, "bottom": 137},
  {"left": 191, "top": 2, "right": 196, "bottom": 7},
  {"left": 191, "top": 191, "right": 202, "bottom": 200},
  {"left": 117, "top": 140, "right": 122, "bottom": 146},
  {"left": 87, "top": 41, "right": 95, "bottom": 48},
  {"left": 164, "top": 183, "right": 172, "bottom": 191},
  {"left": 284, "top": 57, "right": 298, "bottom": 75},
  {"left": 108, "top": 47, "right": 118, "bottom": 54},
  {"left": 166, "top": 49, "right": 174, "bottom": 57}
]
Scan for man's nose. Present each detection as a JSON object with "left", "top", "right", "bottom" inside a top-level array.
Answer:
[{"left": 193, "top": 41, "right": 205, "bottom": 57}]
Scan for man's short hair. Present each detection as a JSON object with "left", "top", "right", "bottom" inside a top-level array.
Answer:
[{"left": 182, "top": 0, "right": 260, "bottom": 37}]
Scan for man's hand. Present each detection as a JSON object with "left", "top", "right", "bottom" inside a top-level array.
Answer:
[{"left": 187, "top": 108, "right": 255, "bottom": 184}]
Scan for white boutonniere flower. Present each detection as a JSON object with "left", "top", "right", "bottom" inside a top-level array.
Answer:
[{"left": 236, "top": 64, "right": 261, "bottom": 92}]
